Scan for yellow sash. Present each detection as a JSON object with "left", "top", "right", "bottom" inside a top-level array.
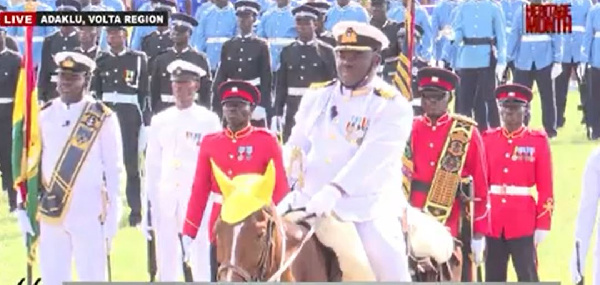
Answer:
[
  {"left": 423, "top": 116, "right": 474, "bottom": 224},
  {"left": 39, "top": 102, "right": 110, "bottom": 223}
]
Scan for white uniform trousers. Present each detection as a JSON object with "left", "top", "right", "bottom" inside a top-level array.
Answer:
[
  {"left": 154, "top": 202, "right": 212, "bottom": 281},
  {"left": 39, "top": 221, "right": 107, "bottom": 285},
  {"left": 277, "top": 190, "right": 411, "bottom": 281}
]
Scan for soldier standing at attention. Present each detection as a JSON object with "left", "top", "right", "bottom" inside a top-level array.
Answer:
[
  {"left": 0, "top": 5, "right": 19, "bottom": 53},
  {"left": 507, "top": 0, "right": 563, "bottom": 138},
  {"left": 451, "top": 0, "right": 506, "bottom": 132},
  {"left": 273, "top": 4, "right": 336, "bottom": 142},
  {"left": 181, "top": 81, "right": 289, "bottom": 281},
  {"left": 369, "top": 0, "right": 402, "bottom": 84},
  {"left": 15, "top": 51, "right": 124, "bottom": 285},
  {"left": 74, "top": 27, "right": 100, "bottom": 60},
  {"left": 38, "top": 0, "right": 81, "bottom": 103},
  {"left": 141, "top": 1, "right": 177, "bottom": 72},
  {"left": 92, "top": 26, "right": 149, "bottom": 227},
  {"left": 212, "top": 0, "right": 272, "bottom": 126},
  {"left": 323, "top": 0, "right": 369, "bottom": 31},
  {"left": 483, "top": 84, "right": 553, "bottom": 282},
  {"left": 151, "top": 13, "right": 212, "bottom": 114},
  {"left": 305, "top": 1, "right": 336, "bottom": 47},
  {"left": 144, "top": 60, "right": 221, "bottom": 281},
  {"left": 0, "top": 25, "right": 21, "bottom": 213}
]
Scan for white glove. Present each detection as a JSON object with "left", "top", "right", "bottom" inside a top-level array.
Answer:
[
  {"left": 270, "top": 116, "right": 283, "bottom": 133},
  {"left": 534, "top": 229, "right": 550, "bottom": 245},
  {"left": 577, "top": 63, "right": 587, "bottom": 79},
  {"left": 551, "top": 63, "right": 563, "bottom": 79},
  {"left": 16, "top": 210, "right": 34, "bottom": 244},
  {"left": 305, "top": 185, "right": 342, "bottom": 217},
  {"left": 471, "top": 237, "right": 486, "bottom": 265},
  {"left": 495, "top": 64, "right": 506, "bottom": 81},
  {"left": 181, "top": 235, "right": 194, "bottom": 262}
]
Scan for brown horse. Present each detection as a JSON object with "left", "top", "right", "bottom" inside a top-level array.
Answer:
[{"left": 213, "top": 204, "right": 341, "bottom": 282}]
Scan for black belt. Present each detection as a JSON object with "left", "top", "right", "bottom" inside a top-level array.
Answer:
[{"left": 463, "top": 37, "right": 496, "bottom": 46}]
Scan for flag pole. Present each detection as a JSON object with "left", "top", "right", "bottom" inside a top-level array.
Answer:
[{"left": 25, "top": 23, "right": 34, "bottom": 285}]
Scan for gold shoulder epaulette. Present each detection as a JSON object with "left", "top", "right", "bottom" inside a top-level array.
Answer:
[
  {"left": 374, "top": 86, "right": 398, "bottom": 99},
  {"left": 309, "top": 79, "right": 336, "bottom": 89},
  {"left": 450, "top": 113, "right": 477, "bottom": 126},
  {"left": 41, "top": 101, "right": 52, "bottom": 111}
]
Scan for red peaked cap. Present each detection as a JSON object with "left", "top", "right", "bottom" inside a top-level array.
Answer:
[
  {"left": 416, "top": 67, "right": 459, "bottom": 92},
  {"left": 495, "top": 84, "right": 532, "bottom": 104},
  {"left": 218, "top": 80, "right": 261, "bottom": 105}
]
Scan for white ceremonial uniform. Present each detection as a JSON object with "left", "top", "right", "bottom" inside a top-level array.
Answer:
[
  {"left": 145, "top": 104, "right": 221, "bottom": 281},
  {"left": 571, "top": 146, "right": 600, "bottom": 284},
  {"left": 38, "top": 95, "right": 124, "bottom": 285},
  {"left": 281, "top": 76, "right": 414, "bottom": 281}
]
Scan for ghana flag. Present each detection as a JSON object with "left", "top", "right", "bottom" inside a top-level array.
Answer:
[
  {"left": 392, "top": 0, "right": 416, "bottom": 101},
  {"left": 11, "top": 25, "right": 42, "bottom": 267}
]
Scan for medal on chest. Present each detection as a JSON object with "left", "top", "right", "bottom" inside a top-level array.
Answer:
[
  {"left": 344, "top": 116, "right": 370, "bottom": 145},
  {"left": 186, "top": 131, "right": 203, "bottom": 146},
  {"left": 513, "top": 146, "right": 536, "bottom": 162},
  {"left": 237, "top": 146, "right": 253, "bottom": 161}
]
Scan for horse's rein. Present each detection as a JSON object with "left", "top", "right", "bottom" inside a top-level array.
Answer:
[{"left": 266, "top": 220, "right": 317, "bottom": 282}]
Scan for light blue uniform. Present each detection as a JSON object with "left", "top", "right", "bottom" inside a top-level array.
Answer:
[
  {"left": 324, "top": 1, "right": 369, "bottom": 31},
  {"left": 582, "top": 3, "right": 600, "bottom": 68},
  {"left": 507, "top": 5, "right": 562, "bottom": 70},
  {"left": 257, "top": 5, "right": 297, "bottom": 71},
  {"left": 441, "top": 4, "right": 459, "bottom": 68},
  {"left": 561, "top": 0, "right": 593, "bottom": 63},
  {"left": 499, "top": 0, "right": 527, "bottom": 47},
  {"left": 451, "top": 0, "right": 506, "bottom": 69},
  {"left": 0, "top": 0, "right": 10, "bottom": 8},
  {"left": 6, "top": 2, "right": 55, "bottom": 69},
  {"left": 191, "top": 2, "right": 237, "bottom": 72},
  {"left": 388, "top": 1, "right": 433, "bottom": 61},
  {"left": 103, "top": 0, "right": 125, "bottom": 11},
  {"left": 430, "top": 0, "right": 458, "bottom": 62}
]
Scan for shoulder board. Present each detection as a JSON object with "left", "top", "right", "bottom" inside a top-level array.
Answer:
[
  {"left": 528, "top": 128, "right": 548, "bottom": 137},
  {"left": 482, "top": 127, "right": 501, "bottom": 136},
  {"left": 253, "top": 127, "right": 278, "bottom": 138},
  {"left": 374, "top": 86, "right": 398, "bottom": 99},
  {"left": 47, "top": 30, "right": 60, "bottom": 38},
  {"left": 309, "top": 79, "right": 336, "bottom": 89},
  {"left": 450, "top": 113, "right": 477, "bottom": 126},
  {"left": 96, "top": 51, "right": 110, "bottom": 60},
  {"left": 128, "top": 49, "right": 145, "bottom": 56},
  {"left": 41, "top": 101, "right": 53, "bottom": 111}
]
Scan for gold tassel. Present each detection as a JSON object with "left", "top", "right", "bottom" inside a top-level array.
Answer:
[{"left": 287, "top": 146, "right": 305, "bottom": 189}]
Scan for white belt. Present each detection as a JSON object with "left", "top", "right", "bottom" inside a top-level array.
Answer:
[
  {"left": 490, "top": 185, "right": 531, "bottom": 196},
  {"left": 268, "top": 38, "right": 295, "bottom": 46},
  {"left": 595, "top": 31, "right": 600, "bottom": 38},
  {"left": 506, "top": 27, "right": 512, "bottom": 33},
  {"left": 228, "top": 77, "right": 260, "bottom": 86},
  {"left": 572, "top": 25, "right": 585, "bottom": 32},
  {"left": 102, "top": 92, "right": 139, "bottom": 105},
  {"left": 208, "top": 192, "right": 223, "bottom": 204},
  {"left": 0, "top": 98, "right": 14, "bottom": 104},
  {"left": 50, "top": 75, "right": 58, "bottom": 83},
  {"left": 288, "top": 87, "right": 307, "bottom": 96},
  {"left": 206, "top": 37, "right": 229, "bottom": 44},
  {"left": 161, "top": 94, "right": 175, "bottom": 103},
  {"left": 521, "top": 34, "right": 551, "bottom": 42}
]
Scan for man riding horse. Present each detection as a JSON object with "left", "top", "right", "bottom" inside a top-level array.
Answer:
[
  {"left": 402, "top": 67, "right": 489, "bottom": 281},
  {"left": 181, "top": 80, "right": 290, "bottom": 281},
  {"left": 277, "top": 20, "right": 414, "bottom": 281}
]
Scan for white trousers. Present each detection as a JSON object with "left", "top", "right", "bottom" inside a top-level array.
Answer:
[
  {"left": 154, "top": 202, "right": 211, "bottom": 281},
  {"left": 354, "top": 216, "right": 412, "bottom": 281},
  {"left": 39, "top": 221, "right": 107, "bottom": 285}
]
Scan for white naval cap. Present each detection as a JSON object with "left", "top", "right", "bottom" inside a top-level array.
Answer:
[
  {"left": 54, "top": 51, "right": 96, "bottom": 73},
  {"left": 332, "top": 21, "right": 390, "bottom": 52},
  {"left": 166, "top": 59, "right": 207, "bottom": 79}
]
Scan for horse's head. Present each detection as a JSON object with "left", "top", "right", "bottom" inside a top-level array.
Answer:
[{"left": 210, "top": 159, "right": 290, "bottom": 282}]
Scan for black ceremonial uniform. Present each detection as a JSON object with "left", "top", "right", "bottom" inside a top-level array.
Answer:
[
  {"left": 38, "top": 30, "right": 80, "bottom": 102},
  {"left": 212, "top": 34, "right": 271, "bottom": 119},
  {"left": 318, "top": 31, "right": 336, "bottom": 47},
  {"left": 6, "top": 35, "right": 19, "bottom": 53},
  {"left": 151, "top": 46, "right": 212, "bottom": 112},
  {"left": 275, "top": 39, "right": 336, "bottom": 141},
  {"left": 371, "top": 19, "right": 402, "bottom": 84},
  {"left": 0, "top": 49, "right": 21, "bottom": 211},
  {"left": 92, "top": 48, "right": 149, "bottom": 223},
  {"left": 141, "top": 29, "right": 173, "bottom": 71},
  {"left": 73, "top": 45, "right": 100, "bottom": 60}
]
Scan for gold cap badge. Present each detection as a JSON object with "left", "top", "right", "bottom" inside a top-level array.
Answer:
[
  {"left": 61, "top": 57, "right": 75, "bottom": 68},
  {"left": 340, "top": 27, "right": 358, "bottom": 44}
]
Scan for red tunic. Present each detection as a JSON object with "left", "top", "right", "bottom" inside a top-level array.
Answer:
[
  {"left": 409, "top": 113, "right": 489, "bottom": 237},
  {"left": 482, "top": 126, "right": 553, "bottom": 239},
  {"left": 182, "top": 125, "right": 289, "bottom": 241}
]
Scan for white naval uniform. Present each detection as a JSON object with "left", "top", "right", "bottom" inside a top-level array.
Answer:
[
  {"left": 38, "top": 96, "right": 125, "bottom": 285},
  {"left": 145, "top": 104, "right": 221, "bottom": 281},
  {"left": 571, "top": 146, "right": 600, "bottom": 284},
  {"left": 281, "top": 76, "right": 414, "bottom": 281}
]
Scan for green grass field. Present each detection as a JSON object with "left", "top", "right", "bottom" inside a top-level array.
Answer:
[{"left": 0, "top": 90, "right": 598, "bottom": 283}]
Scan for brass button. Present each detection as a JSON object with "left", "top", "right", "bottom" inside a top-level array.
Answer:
[
  {"left": 432, "top": 126, "right": 437, "bottom": 131},
  {"left": 229, "top": 154, "right": 234, "bottom": 159},
  {"left": 501, "top": 198, "right": 506, "bottom": 203},
  {"left": 227, "top": 170, "right": 233, "bottom": 175},
  {"left": 503, "top": 168, "right": 508, "bottom": 173}
]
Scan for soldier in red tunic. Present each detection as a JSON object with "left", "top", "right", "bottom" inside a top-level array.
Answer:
[
  {"left": 181, "top": 80, "right": 290, "bottom": 281},
  {"left": 483, "top": 84, "right": 553, "bottom": 282},
  {"left": 405, "top": 67, "right": 489, "bottom": 281}
]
